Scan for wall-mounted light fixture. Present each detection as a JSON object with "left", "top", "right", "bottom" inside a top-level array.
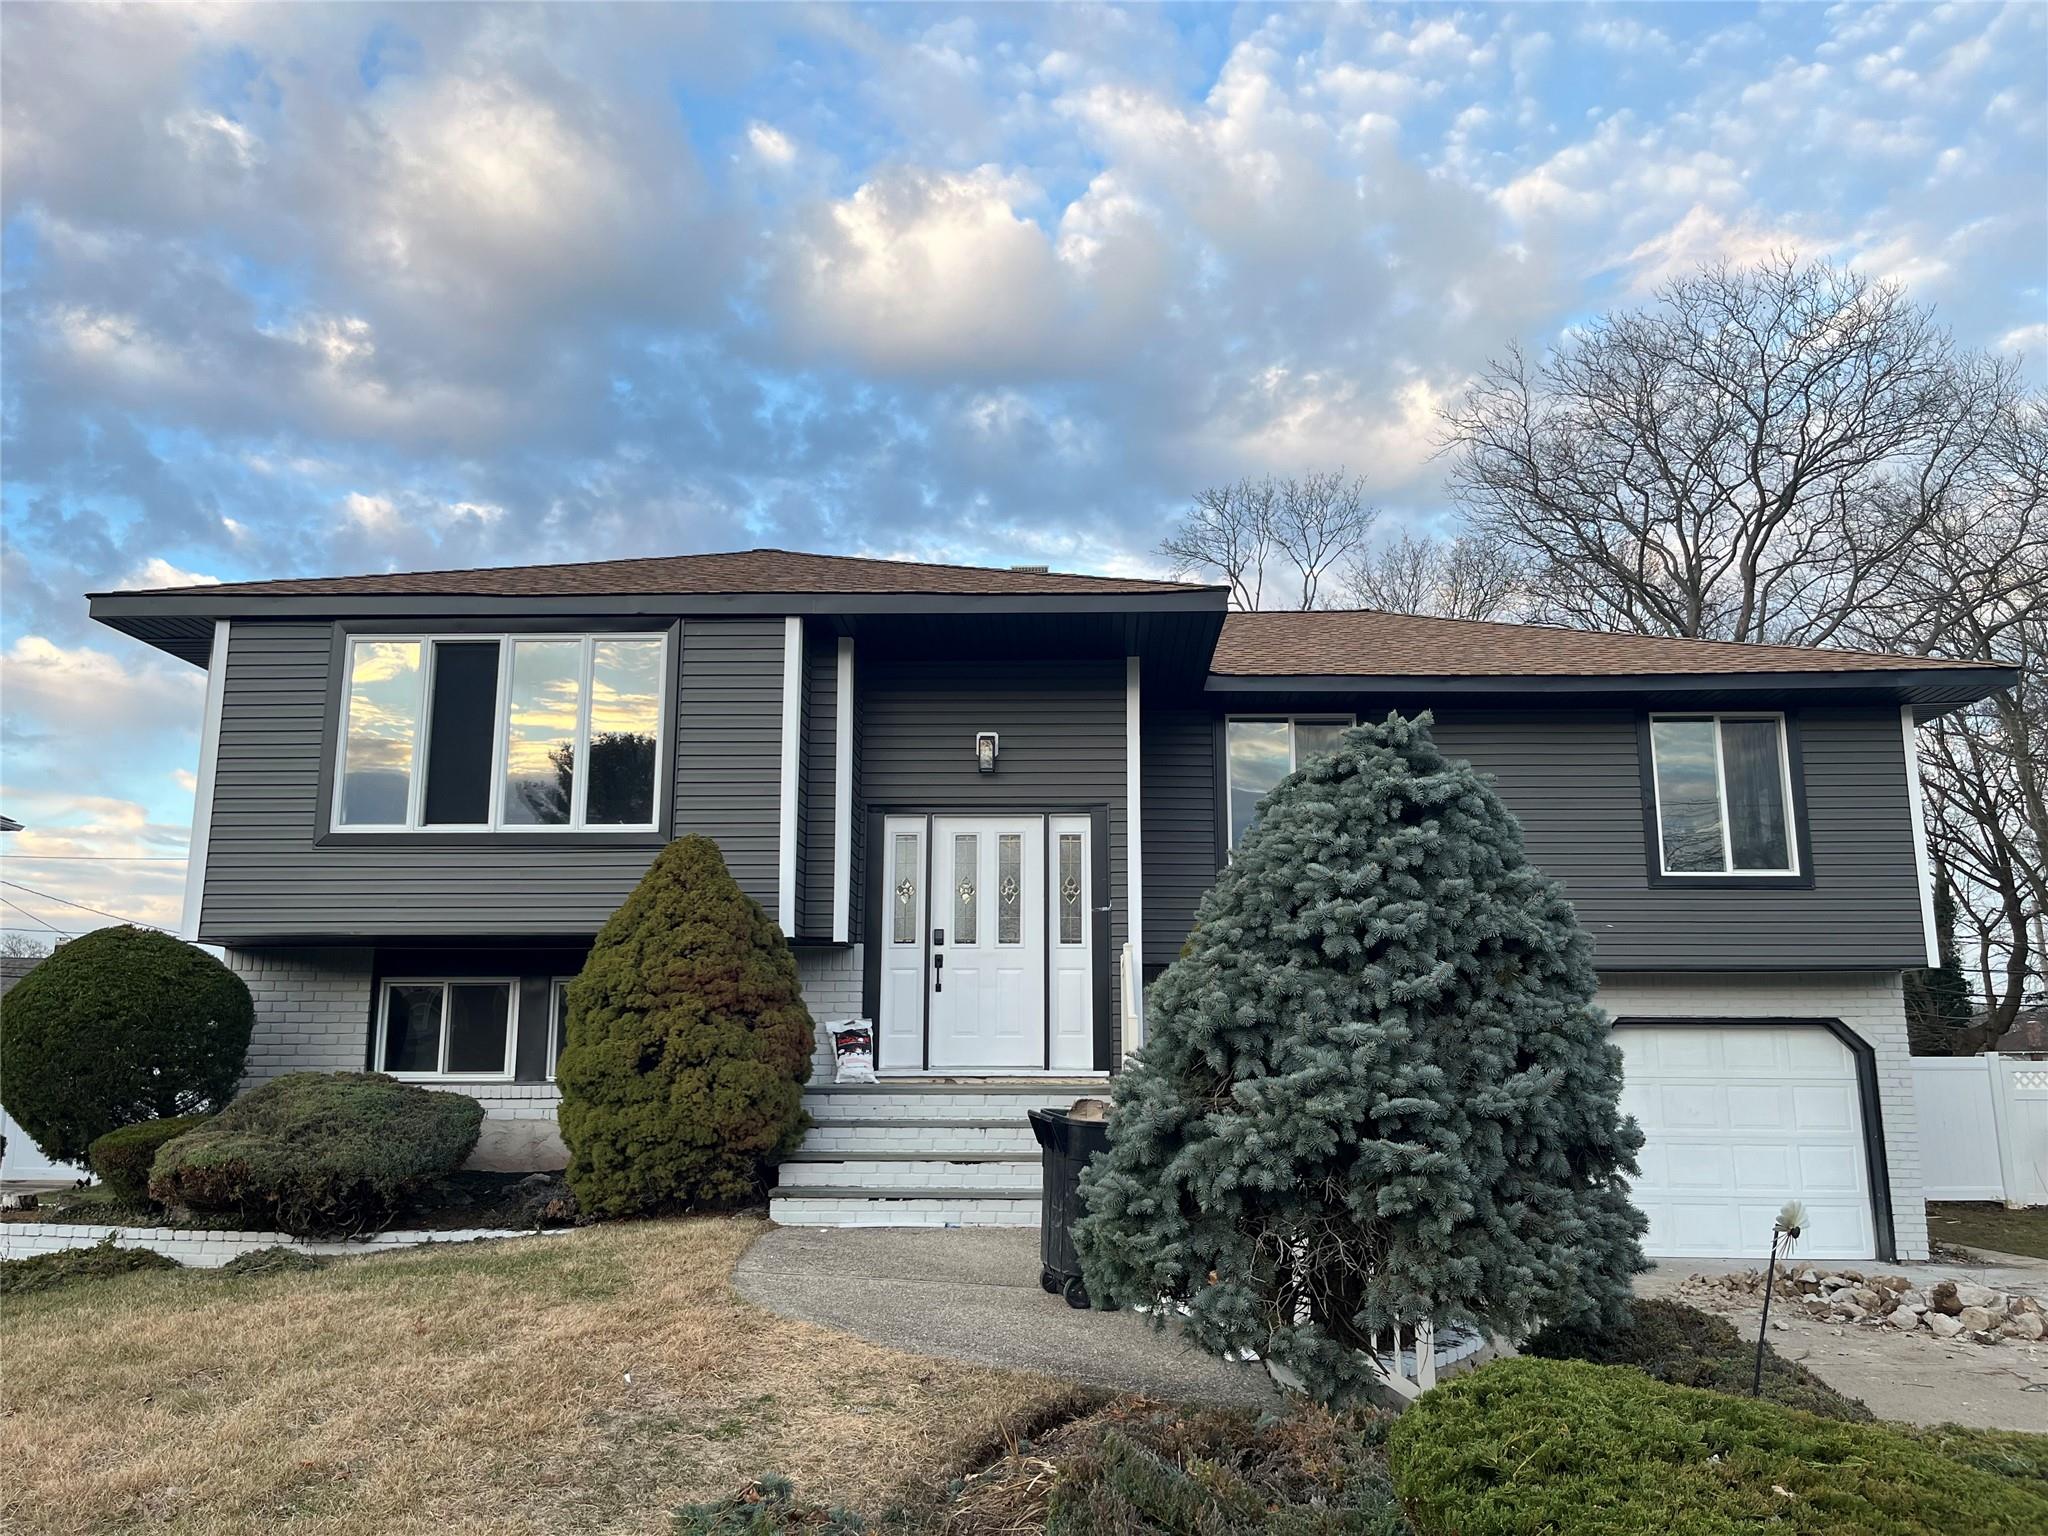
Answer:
[{"left": 975, "top": 731, "right": 1000, "bottom": 773}]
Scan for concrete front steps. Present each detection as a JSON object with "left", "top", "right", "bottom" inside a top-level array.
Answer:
[{"left": 769, "top": 1078, "right": 1106, "bottom": 1227}]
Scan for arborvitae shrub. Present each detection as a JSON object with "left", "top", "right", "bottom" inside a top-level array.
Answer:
[
  {"left": 88, "top": 1113, "right": 213, "bottom": 1204},
  {"left": 556, "top": 835, "right": 814, "bottom": 1217},
  {"left": 1074, "top": 712, "right": 1646, "bottom": 1405},
  {"left": 0, "top": 926, "right": 253, "bottom": 1163},
  {"left": 148, "top": 1071, "right": 482, "bottom": 1236}
]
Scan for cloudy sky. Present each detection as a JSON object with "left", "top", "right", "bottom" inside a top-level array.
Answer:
[{"left": 1, "top": 1, "right": 2043, "bottom": 939}]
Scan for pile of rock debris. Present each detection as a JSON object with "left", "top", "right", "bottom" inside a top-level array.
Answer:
[{"left": 1682, "top": 1267, "right": 2044, "bottom": 1344}]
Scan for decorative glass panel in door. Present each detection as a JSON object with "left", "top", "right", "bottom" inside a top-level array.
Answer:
[
  {"left": 952, "top": 833, "right": 979, "bottom": 944},
  {"left": 891, "top": 832, "right": 919, "bottom": 945},
  {"left": 997, "top": 835, "right": 1022, "bottom": 944},
  {"left": 1057, "top": 833, "right": 1083, "bottom": 946}
]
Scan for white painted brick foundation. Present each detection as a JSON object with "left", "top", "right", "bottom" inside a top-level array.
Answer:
[
  {"left": 228, "top": 946, "right": 375, "bottom": 1081},
  {"left": 0, "top": 1221, "right": 567, "bottom": 1268},
  {"left": 1596, "top": 970, "right": 1928, "bottom": 1261},
  {"left": 796, "top": 944, "right": 866, "bottom": 1078}
]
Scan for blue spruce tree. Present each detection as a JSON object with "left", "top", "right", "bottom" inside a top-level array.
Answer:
[{"left": 1075, "top": 712, "right": 1646, "bottom": 1404}]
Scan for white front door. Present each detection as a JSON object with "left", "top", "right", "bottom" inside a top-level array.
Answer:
[{"left": 930, "top": 816, "right": 1045, "bottom": 1070}]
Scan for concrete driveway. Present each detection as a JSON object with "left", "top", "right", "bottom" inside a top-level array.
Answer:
[
  {"left": 734, "top": 1223, "right": 1280, "bottom": 1407},
  {"left": 1638, "top": 1255, "right": 2048, "bottom": 1432}
]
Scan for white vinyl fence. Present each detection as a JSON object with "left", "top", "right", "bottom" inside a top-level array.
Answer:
[{"left": 1913, "top": 1053, "right": 2048, "bottom": 1207}]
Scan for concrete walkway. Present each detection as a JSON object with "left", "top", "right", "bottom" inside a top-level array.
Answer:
[{"left": 735, "top": 1224, "right": 1280, "bottom": 1407}]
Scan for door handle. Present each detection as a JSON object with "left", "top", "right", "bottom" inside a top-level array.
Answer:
[{"left": 932, "top": 952, "right": 943, "bottom": 994}]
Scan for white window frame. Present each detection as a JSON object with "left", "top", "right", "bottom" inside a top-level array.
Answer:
[
  {"left": 1646, "top": 712, "right": 1801, "bottom": 877},
  {"left": 376, "top": 977, "right": 519, "bottom": 1082},
  {"left": 332, "top": 630, "right": 671, "bottom": 834},
  {"left": 546, "top": 976, "right": 574, "bottom": 1081},
  {"left": 1224, "top": 714, "right": 1355, "bottom": 848}
]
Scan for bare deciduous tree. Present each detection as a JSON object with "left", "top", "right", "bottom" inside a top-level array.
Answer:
[
  {"left": 1443, "top": 254, "right": 2019, "bottom": 645},
  {"left": 1847, "top": 397, "right": 2048, "bottom": 1049},
  {"left": 1161, "top": 472, "right": 1375, "bottom": 609},
  {"left": 1341, "top": 529, "right": 1525, "bottom": 620}
]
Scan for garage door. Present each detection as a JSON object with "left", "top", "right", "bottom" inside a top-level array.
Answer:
[{"left": 1616, "top": 1024, "right": 1876, "bottom": 1261}]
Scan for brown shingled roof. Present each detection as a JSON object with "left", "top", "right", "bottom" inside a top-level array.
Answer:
[
  {"left": 109, "top": 547, "right": 1214, "bottom": 600},
  {"left": 1212, "top": 608, "right": 1994, "bottom": 678}
]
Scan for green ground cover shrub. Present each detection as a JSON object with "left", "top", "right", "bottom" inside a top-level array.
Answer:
[
  {"left": 0, "top": 925, "right": 252, "bottom": 1163},
  {"left": 557, "top": 836, "right": 814, "bottom": 1217},
  {"left": 149, "top": 1071, "right": 483, "bottom": 1237},
  {"left": 1389, "top": 1357, "right": 2048, "bottom": 1536},
  {"left": 1523, "top": 1295, "right": 1871, "bottom": 1420},
  {"left": 673, "top": 1476, "right": 866, "bottom": 1534},
  {"left": 945, "top": 1397, "right": 1407, "bottom": 1535},
  {"left": 87, "top": 1113, "right": 213, "bottom": 1204},
  {"left": 0, "top": 1236, "right": 180, "bottom": 1296}
]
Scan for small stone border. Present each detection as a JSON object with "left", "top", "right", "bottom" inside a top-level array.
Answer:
[{"left": 0, "top": 1220, "right": 568, "bottom": 1270}]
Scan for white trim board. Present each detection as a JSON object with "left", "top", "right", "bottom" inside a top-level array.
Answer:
[
  {"left": 180, "top": 619, "right": 231, "bottom": 942},
  {"left": 1124, "top": 655, "right": 1144, "bottom": 1054},
  {"left": 1900, "top": 705, "right": 1940, "bottom": 968},
  {"left": 778, "top": 616, "right": 803, "bottom": 935},
  {"left": 833, "top": 636, "right": 853, "bottom": 944}
]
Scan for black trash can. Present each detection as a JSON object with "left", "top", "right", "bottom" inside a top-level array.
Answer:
[{"left": 1029, "top": 1105, "right": 1112, "bottom": 1309}]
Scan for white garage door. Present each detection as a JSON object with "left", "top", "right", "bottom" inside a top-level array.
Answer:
[{"left": 1616, "top": 1024, "right": 1876, "bottom": 1261}]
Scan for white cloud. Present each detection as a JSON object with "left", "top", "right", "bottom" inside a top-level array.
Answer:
[
  {"left": 1997, "top": 322, "right": 2048, "bottom": 357},
  {"left": 0, "top": 637, "right": 205, "bottom": 742},
  {"left": 123, "top": 557, "right": 219, "bottom": 590},
  {"left": 746, "top": 121, "right": 796, "bottom": 166}
]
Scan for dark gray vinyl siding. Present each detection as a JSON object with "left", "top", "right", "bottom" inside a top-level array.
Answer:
[
  {"left": 858, "top": 654, "right": 1128, "bottom": 964},
  {"left": 1140, "top": 702, "right": 1925, "bottom": 972},
  {"left": 800, "top": 631, "right": 839, "bottom": 939},
  {"left": 674, "top": 618, "right": 784, "bottom": 911},
  {"left": 199, "top": 618, "right": 784, "bottom": 941},
  {"left": 1140, "top": 702, "right": 1217, "bottom": 966}
]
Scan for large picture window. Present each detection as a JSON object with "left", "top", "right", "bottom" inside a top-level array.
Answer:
[
  {"left": 335, "top": 632, "right": 668, "bottom": 832},
  {"left": 377, "top": 978, "right": 517, "bottom": 1080},
  {"left": 1648, "top": 714, "right": 1799, "bottom": 875},
  {"left": 1225, "top": 716, "right": 1353, "bottom": 847}
]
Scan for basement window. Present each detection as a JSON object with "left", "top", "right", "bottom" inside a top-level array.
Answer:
[{"left": 378, "top": 979, "right": 517, "bottom": 1080}]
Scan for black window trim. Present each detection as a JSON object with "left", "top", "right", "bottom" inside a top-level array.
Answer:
[{"left": 1635, "top": 711, "right": 1815, "bottom": 889}]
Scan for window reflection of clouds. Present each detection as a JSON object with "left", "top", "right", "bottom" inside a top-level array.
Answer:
[
  {"left": 503, "top": 641, "right": 581, "bottom": 825},
  {"left": 340, "top": 640, "right": 421, "bottom": 824}
]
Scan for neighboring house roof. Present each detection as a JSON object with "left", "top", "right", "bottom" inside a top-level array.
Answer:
[
  {"left": 103, "top": 547, "right": 1214, "bottom": 600},
  {"left": 0, "top": 816, "right": 20, "bottom": 832},
  {"left": 1211, "top": 609, "right": 2000, "bottom": 680}
]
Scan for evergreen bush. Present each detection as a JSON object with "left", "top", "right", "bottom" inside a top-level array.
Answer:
[
  {"left": 1073, "top": 712, "right": 1645, "bottom": 1405},
  {"left": 148, "top": 1071, "right": 482, "bottom": 1236},
  {"left": 0, "top": 926, "right": 253, "bottom": 1163},
  {"left": 1389, "top": 1357, "right": 2048, "bottom": 1535},
  {"left": 1524, "top": 1295, "right": 1871, "bottom": 1420},
  {"left": 87, "top": 1113, "right": 214, "bottom": 1204},
  {"left": 556, "top": 835, "right": 814, "bottom": 1217}
]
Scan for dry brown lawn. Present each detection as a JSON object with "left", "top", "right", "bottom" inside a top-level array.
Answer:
[{"left": 0, "top": 1218, "right": 1082, "bottom": 1536}]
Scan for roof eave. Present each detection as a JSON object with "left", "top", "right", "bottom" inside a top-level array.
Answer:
[
  {"left": 1204, "top": 665, "right": 2018, "bottom": 709},
  {"left": 90, "top": 584, "right": 1231, "bottom": 664}
]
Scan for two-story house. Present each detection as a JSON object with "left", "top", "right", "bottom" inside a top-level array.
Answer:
[{"left": 89, "top": 549, "right": 2016, "bottom": 1261}]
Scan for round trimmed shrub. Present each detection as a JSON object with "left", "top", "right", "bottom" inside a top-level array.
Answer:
[
  {"left": 87, "top": 1113, "right": 213, "bottom": 1204},
  {"left": 556, "top": 835, "right": 814, "bottom": 1217},
  {"left": 1389, "top": 1357, "right": 2048, "bottom": 1535},
  {"left": 0, "top": 926, "right": 253, "bottom": 1163},
  {"left": 149, "top": 1071, "right": 483, "bottom": 1236}
]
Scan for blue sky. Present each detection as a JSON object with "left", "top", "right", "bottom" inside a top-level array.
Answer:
[{"left": 1, "top": 1, "right": 2043, "bottom": 936}]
